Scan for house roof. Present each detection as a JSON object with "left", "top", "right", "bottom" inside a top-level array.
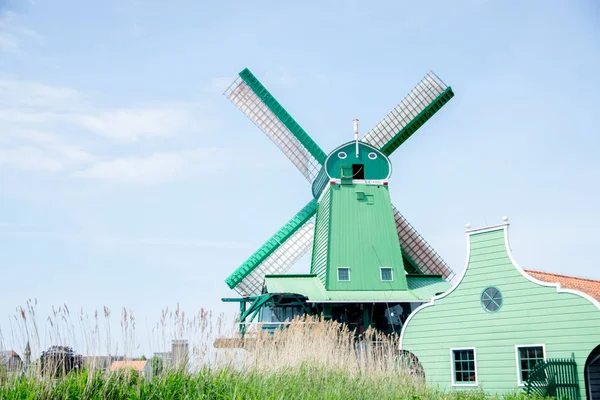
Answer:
[
  {"left": 525, "top": 269, "right": 600, "bottom": 302},
  {"left": 263, "top": 274, "right": 451, "bottom": 303},
  {"left": 109, "top": 360, "right": 148, "bottom": 372},
  {"left": 0, "top": 350, "right": 21, "bottom": 365}
]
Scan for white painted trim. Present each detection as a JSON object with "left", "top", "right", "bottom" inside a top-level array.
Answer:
[
  {"left": 380, "top": 267, "right": 393, "bottom": 282},
  {"left": 450, "top": 347, "right": 478, "bottom": 387},
  {"left": 327, "top": 178, "right": 388, "bottom": 185},
  {"left": 337, "top": 267, "right": 350, "bottom": 282},
  {"left": 465, "top": 222, "right": 508, "bottom": 234},
  {"left": 338, "top": 151, "right": 347, "bottom": 159},
  {"left": 399, "top": 227, "right": 472, "bottom": 349},
  {"left": 503, "top": 223, "right": 600, "bottom": 311},
  {"left": 400, "top": 219, "right": 600, "bottom": 350},
  {"left": 514, "top": 344, "right": 547, "bottom": 387},
  {"left": 316, "top": 182, "right": 332, "bottom": 203}
]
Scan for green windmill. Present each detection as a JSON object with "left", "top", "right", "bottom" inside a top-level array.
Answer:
[{"left": 221, "top": 68, "right": 456, "bottom": 336}]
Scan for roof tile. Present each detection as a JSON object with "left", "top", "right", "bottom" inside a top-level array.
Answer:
[{"left": 525, "top": 269, "right": 600, "bottom": 302}]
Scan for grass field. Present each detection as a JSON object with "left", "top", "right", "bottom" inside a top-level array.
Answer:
[
  {"left": 0, "top": 302, "right": 545, "bottom": 399},
  {"left": 0, "top": 365, "right": 544, "bottom": 400}
]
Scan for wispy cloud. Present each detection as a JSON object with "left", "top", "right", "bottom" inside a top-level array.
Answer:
[
  {"left": 71, "top": 105, "right": 200, "bottom": 141},
  {"left": 0, "top": 79, "right": 82, "bottom": 109},
  {"left": 72, "top": 148, "right": 232, "bottom": 185},
  {"left": 1, "top": 128, "right": 94, "bottom": 172},
  {"left": 0, "top": 78, "right": 222, "bottom": 181},
  {"left": 0, "top": 79, "right": 206, "bottom": 142},
  {"left": 0, "top": 10, "right": 43, "bottom": 54}
]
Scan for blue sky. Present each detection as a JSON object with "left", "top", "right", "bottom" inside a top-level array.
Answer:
[{"left": 0, "top": 0, "right": 599, "bottom": 353}]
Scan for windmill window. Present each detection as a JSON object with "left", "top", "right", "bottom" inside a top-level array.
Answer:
[
  {"left": 481, "top": 287, "right": 503, "bottom": 312},
  {"left": 451, "top": 348, "right": 478, "bottom": 386},
  {"left": 337, "top": 267, "right": 350, "bottom": 282},
  {"left": 516, "top": 345, "right": 545, "bottom": 386},
  {"left": 338, "top": 152, "right": 347, "bottom": 159},
  {"left": 368, "top": 152, "right": 378, "bottom": 160},
  {"left": 380, "top": 268, "right": 393, "bottom": 281},
  {"left": 352, "top": 164, "right": 365, "bottom": 179}
]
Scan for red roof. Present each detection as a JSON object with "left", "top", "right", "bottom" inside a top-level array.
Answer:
[{"left": 525, "top": 269, "right": 600, "bottom": 302}]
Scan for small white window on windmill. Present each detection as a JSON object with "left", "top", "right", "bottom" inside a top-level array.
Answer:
[
  {"left": 381, "top": 267, "right": 393, "bottom": 282},
  {"left": 337, "top": 267, "right": 350, "bottom": 282}
]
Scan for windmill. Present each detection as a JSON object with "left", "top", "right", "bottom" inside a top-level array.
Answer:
[{"left": 220, "top": 68, "right": 456, "bottom": 337}]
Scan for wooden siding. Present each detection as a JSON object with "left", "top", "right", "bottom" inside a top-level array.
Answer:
[
  {"left": 402, "top": 227, "right": 600, "bottom": 399},
  {"left": 311, "top": 187, "right": 331, "bottom": 286},
  {"left": 326, "top": 184, "right": 407, "bottom": 291}
]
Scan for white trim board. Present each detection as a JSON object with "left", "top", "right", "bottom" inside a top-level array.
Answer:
[
  {"left": 514, "top": 343, "right": 547, "bottom": 387},
  {"left": 450, "top": 347, "right": 479, "bottom": 387},
  {"left": 400, "top": 219, "right": 600, "bottom": 350}
]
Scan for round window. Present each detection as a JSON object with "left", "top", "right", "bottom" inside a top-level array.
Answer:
[
  {"left": 481, "top": 287, "right": 502, "bottom": 312},
  {"left": 338, "top": 152, "right": 347, "bottom": 159},
  {"left": 368, "top": 152, "right": 377, "bottom": 160}
]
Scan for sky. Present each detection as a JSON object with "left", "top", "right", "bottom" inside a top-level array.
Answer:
[{"left": 0, "top": 0, "right": 599, "bottom": 355}]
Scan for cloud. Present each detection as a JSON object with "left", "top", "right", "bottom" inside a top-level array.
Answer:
[
  {"left": 72, "top": 148, "right": 232, "bottom": 185},
  {"left": 71, "top": 106, "right": 199, "bottom": 141},
  {"left": 0, "top": 79, "right": 205, "bottom": 142},
  {"left": 0, "top": 79, "right": 82, "bottom": 109},
  {"left": 0, "top": 129, "right": 94, "bottom": 172},
  {"left": 0, "top": 76, "right": 231, "bottom": 185},
  {"left": 0, "top": 146, "right": 65, "bottom": 171},
  {"left": 0, "top": 11, "right": 43, "bottom": 54}
]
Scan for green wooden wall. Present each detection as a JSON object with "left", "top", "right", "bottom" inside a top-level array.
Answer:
[
  {"left": 324, "top": 184, "right": 407, "bottom": 291},
  {"left": 401, "top": 225, "right": 600, "bottom": 399},
  {"left": 311, "top": 187, "right": 331, "bottom": 285}
]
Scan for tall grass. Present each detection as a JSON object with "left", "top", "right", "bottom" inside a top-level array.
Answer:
[{"left": 0, "top": 301, "right": 542, "bottom": 399}]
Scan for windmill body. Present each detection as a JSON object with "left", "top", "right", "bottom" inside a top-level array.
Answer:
[{"left": 220, "top": 68, "right": 457, "bottom": 338}]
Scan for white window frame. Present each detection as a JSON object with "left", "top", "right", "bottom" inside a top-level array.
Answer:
[
  {"left": 337, "top": 267, "right": 350, "bottom": 282},
  {"left": 380, "top": 267, "right": 393, "bottom": 282},
  {"left": 450, "top": 347, "right": 478, "bottom": 387},
  {"left": 515, "top": 344, "right": 546, "bottom": 386}
]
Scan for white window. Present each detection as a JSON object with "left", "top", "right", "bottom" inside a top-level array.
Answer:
[
  {"left": 450, "top": 348, "right": 478, "bottom": 386},
  {"left": 337, "top": 267, "right": 350, "bottom": 282},
  {"left": 380, "top": 267, "right": 393, "bottom": 281},
  {"left": 515, "top": 345, "right": 546, "bottom": 386}
]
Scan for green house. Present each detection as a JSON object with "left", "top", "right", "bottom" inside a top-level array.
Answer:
[{"left": 401, "top": 218, "right": 600, "bottom": 399}]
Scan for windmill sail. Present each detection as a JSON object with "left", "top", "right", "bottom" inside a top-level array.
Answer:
[
  {"left": 392, "top": 205, "right": 455, "bottom": 280},
  {"left": 362, "top": 71, "right": 454, "bottom": 156},
  {"left": 225, "top": 199, "right": 317, "bottom": 296},
  {"left": 224, "top": 68, "right": 326, "bottom": 182}
]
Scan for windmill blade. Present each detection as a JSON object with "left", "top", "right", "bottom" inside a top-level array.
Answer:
[
  {"left": 224, "top": 68, "right": 326, "bottom": 182},
  {"left": 362, "top": 71, "right": 454, "bottom": 156},
  {"left": 225, "top": 199, "right": 317, "bottom": 296},
  {"left": 392, "top": 205, "right": 456, "bottom": 280}
]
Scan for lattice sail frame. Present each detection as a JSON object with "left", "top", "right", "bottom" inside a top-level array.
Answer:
[
  {"left": 392, "top": 205, "right": 455, "bottom": 280},
  {"left": 234, "top": 219, "right": 315, "bottom": 296},
  {"left": 224, "top": 68, "right": 457, "bottom": 295},
  {"left": 362, "top": 71, "right": 449, "bottom": 151},
  {"left": 224, "top": 77, "right": 322, "bottom": 182}
]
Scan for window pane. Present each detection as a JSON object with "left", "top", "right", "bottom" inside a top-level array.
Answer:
[
  {"left": 338, "top": 268, "right": 349, "bottom": 281},
  {"left": 381, "top": 268, "right": 393, "bottom": 281},
  {"left": 453, "top": 349, "right": 475, "bottom": 383},
  {"left": 518, "top": 346, "right": 544, "bottom": 383}
]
